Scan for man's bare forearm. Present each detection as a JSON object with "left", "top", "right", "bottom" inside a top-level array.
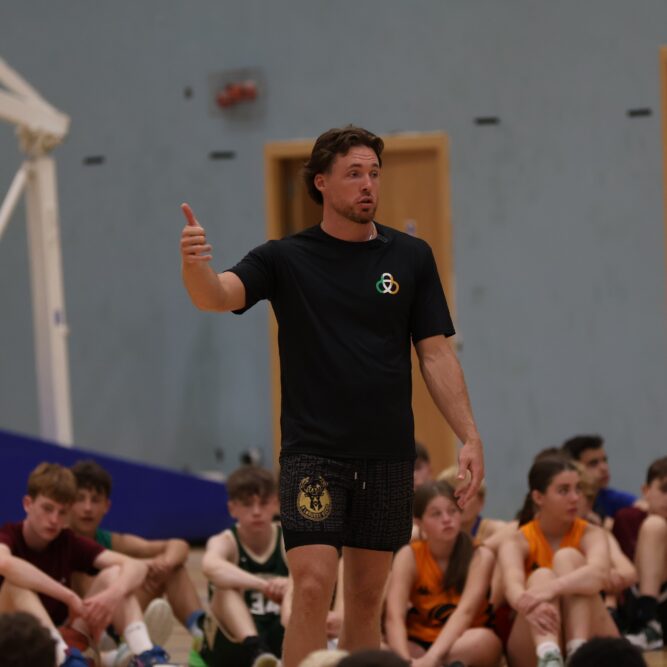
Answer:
[
  {"left": 182, "top": 263, "right": 227, "bottom": 311},
  {"left": 418, "top": 340, "right": 480, "bottom": 443}
]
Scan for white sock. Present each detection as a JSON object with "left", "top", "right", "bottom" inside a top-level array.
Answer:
[
  {"left": 566, "top": 638, "right": 586, "bottom": 658},
  {"left": 51, "top": 628, "right": 68, "bottom": 665},
  {"left": 123, "top": 621, "right": 153, "bottom": 656},
  {"left": 536, "top": 641, "right": 562, "bottom": 659}
]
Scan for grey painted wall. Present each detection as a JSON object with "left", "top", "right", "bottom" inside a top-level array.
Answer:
[{"left": 1, "top": 1, "right": 665, "bottom": 518}]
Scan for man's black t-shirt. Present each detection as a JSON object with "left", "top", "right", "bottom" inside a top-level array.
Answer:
[{"left": 229, "top": 223, "right": 455, "bottom": 460}]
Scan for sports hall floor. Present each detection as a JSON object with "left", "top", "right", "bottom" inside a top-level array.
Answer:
[{"left": 163, "top": 548, "right": 667, "bottom": 667}]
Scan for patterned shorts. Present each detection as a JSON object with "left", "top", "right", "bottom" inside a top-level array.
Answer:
[{"left": 279, "top": 452, "right": 414, "bottom": 552}]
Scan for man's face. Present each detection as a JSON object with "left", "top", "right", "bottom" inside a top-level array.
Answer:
[
  {"left": 69, "top": 487, "right": 110, "bottom": 536},
  {"left": 23, "top": 494, "right": 70, "bottom": 546},
  {"left": 643, "top": 477, "right": 667, "bottom": 519},
  {"left": 315, "top": 146, "right": 380, "bottom": 224},
  {"left": 578, "top": 447, "right": 610, "bottom": 488},
  {"left": 228, "top": 494, "right": 278, "bottom": 533}
]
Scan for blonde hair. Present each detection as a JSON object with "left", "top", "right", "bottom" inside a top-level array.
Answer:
[
  {"left": 27, "top": 462, "right": 77, "bottom": 504},
  {"left": 299, "top": 649, "right": 349, "bottom": 667},
  {"left": 437, "top": 464, "right": 487, "bottom": 498}
]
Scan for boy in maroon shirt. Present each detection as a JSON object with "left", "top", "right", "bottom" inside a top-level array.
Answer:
[{"left": 0, "top": 462, "right": 175, "bottom": 666}]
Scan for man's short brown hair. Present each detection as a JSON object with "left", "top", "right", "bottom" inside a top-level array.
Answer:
[
  {"left": 303, "top": 125, "right": 384, "bottom": 205},
  {"left": 226, "top": 465, "right": 276, "bottom": 502},
  {"left": 27, "top": 462, "right": 77, "bottom": 504}
]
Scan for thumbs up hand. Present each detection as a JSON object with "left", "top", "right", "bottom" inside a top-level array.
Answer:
[{"left": 180, "top": 203, "right": 213, "bottom": 264}]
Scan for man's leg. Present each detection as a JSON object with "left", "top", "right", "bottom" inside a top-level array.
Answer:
[
  {"left": 337, "top": 546, "right": 392, "bottom": 652},
  {"left": 282, "top": 544, "right": 339, "bottom": 667}
]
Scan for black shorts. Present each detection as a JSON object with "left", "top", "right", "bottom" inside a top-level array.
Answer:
[{"left": 279, "top": 452, "right": 414, "bottom": 552}]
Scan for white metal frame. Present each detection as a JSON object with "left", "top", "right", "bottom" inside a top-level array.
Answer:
[{"left": 0, "top": 58, "right": 73, "bottom": 445}]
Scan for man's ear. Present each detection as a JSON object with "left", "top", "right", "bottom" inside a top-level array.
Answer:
[
  {"left": 104, "top": 497, "right": 112, "bottom": 516},
  {"left": 22, "top": 495, "right": 32, "bottom": 514},
  {"left": 227, "top": 500, "right": 238, "bottom": 520},
  {"left": 314, "top": 173, "right": 325, "bottom": 193}
]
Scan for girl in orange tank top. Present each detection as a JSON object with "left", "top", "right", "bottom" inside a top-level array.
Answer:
[
  {"left": 385, "top": 481, "right": 501, "bottom": 667},
  {"left": 499, "top": 457, "right": 618, "bottom": 667}
]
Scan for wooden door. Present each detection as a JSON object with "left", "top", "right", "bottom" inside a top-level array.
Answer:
[{"left": 264, "top": 133, "right": 457, "bottom": 475}]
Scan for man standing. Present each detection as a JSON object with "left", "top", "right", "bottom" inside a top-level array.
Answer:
[{"left": 180, "top": 126, "right": 484, "bottom": 667}]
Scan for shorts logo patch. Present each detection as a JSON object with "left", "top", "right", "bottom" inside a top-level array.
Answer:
[{"left": 297, "top": 476, "right": 332, "bottom": 522}]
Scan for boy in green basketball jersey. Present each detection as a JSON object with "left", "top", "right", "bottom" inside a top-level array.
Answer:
[{"left": 191, "top": 466, "right": 289, "bottom": 667}]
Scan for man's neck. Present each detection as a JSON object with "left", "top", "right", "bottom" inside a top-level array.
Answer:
[{"left": 320, "top": 210, "right": 374, "bottom": 242}]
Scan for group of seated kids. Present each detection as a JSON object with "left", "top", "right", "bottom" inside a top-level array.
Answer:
[{"left": 0, "top": 433, "right": 665, "bottom": 667}]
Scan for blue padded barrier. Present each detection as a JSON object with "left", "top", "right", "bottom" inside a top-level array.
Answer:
[{"left": 0, "top": 429, "right": 232, "bottom": 542}]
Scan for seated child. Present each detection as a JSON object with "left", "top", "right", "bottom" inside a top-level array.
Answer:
[
  {"left": 385, "top": 480, "right": 501, "bottom": 667},
  {"left": 499, "top": 457, "right": 618, "bottom": 667},
  {"left": 68, "top": 459, "right": 205, "bottom": 650},
  {"left": 0, "top": 462, "right": 174, "bottom": 667},
  {"left": 193, "top": 465, "right": 288, "bottom": 667},
  {"left": 624, "top": 456, "right": 667, "bottom": 651},
  {"left": 561, "top": 435, "right": 638, "bottom": 523}
]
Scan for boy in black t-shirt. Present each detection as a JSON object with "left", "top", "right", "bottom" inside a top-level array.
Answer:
[{"left": 180, "top": 125, "right": 485, "bottom": 667}]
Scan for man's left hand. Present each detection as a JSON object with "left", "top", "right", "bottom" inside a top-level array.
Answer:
[{"left": 454, "top": 437, "right": 484, "bottom": 508}]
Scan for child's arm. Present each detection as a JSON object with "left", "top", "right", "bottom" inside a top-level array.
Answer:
[
  {"left": 202, "top": 531, "right": 286, "bottom": 602},
  {"left": 383, "top": 544, "right": 416, "bottom": 661},
  {"left": 498, "top": 534, "right": 559, "bottom": 635},
  {"left": 84, "top": 549, "right": 148, "bottom": 637},
  {"left": 552, "top": 524, "right": 610, "bottom": 597},
  {"left": 0, "top": 544, "right": 85, "bottom": 618},
  {"left": 498, "top": 532, "right": 528, "bottom": 609},
  {"left": 605, "top": 531, "right": 637, "bottom": 593}
]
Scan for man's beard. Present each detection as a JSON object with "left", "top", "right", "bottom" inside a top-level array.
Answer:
[{"left": 332, "top": 200, "right": 378, "bottom": 224}]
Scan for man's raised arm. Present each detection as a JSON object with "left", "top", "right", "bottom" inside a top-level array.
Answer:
[{"left": 179, "top": 202, "right": 246, "bottom": 312}]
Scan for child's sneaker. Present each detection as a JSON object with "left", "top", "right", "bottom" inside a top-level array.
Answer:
[
  {"left": 536, "top": 650, "right": 564, "bottom": 667},
  {"left": 625, "top": 619, "right": 664, "bottom": 651},
  {"left": 144, "top": 598, "right": 175, "bottom": 647},
  {"left": 127, "top": 645, "right": 176, "bottom": 666},
  {"left": 61, "top": 647, "right": 94, "bottom": 667}
]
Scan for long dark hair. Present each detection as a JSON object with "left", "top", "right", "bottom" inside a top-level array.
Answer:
[
  {"left": 517, "top": 456, "right": 578, "bottom": 526},
  {"left": 413, "top": 480, "right": 473, "bottom": 594}
]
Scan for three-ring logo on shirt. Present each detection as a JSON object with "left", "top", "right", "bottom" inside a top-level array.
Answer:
[{"left": 375, "top": 272, "right": 400, "bottom": 295}]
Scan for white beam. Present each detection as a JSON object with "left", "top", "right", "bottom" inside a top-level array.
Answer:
[
  {"left": 0, "top": 89, "right": 69, "bottom": 142},
  {"left": 0, "top": 162, "right": 28, "bottom": 242},
  {"left": 24, "top": 157, "right": 73, "bottom": 445}
]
